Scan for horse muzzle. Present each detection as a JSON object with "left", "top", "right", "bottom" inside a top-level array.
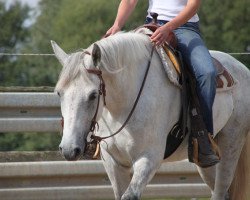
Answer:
[{"left": 59, "top": 144, "right": 84, "bottom": 161}]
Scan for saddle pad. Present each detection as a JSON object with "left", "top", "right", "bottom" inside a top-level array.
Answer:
[
  {"left": 213, "top": 58, "right": 236, "bottom": 91},
  {"left": 158, "top": 45, "right": 237, "bottom": 92},
  {"left": 135, "top": 27, "right": 237, "bottom": 92}
]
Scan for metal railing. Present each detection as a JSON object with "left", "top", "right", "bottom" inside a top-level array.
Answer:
[
  {"left": 0, "top": 160, "right": 210, "bottom": 200},
  {"left": 0, "top": 92, "right": 61, "bottom": 132}
]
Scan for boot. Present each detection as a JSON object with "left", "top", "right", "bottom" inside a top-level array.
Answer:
[
  {"left": 192, "top": 131, "right": 220, "bottom": 168},
  {"left": 186, "top": 67, "right": 221, "bottom": 168}
]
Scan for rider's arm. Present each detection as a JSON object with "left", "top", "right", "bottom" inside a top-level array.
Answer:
[
  {"left": 167, "top": 0, "right": 201, "bottom": 30},
  {"left": 151, "top": 0, "right": 201, "bottom": 45},
  {"left": 105, "top": 0, "right": 138, "bottom": 37}
]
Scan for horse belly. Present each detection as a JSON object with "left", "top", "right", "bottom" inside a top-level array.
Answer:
[{"left": 213, "top": 90, "right": 234, "bottom": 135}]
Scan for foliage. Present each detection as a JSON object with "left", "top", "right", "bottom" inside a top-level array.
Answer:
[
  {"left": 0, "top": 2, "right": 29, "bottom": 52},
  {"left": 0, "top": 132, "right": 61, "bottom": 151},
  {"left": 0, "top": 1, "right": 30, "bottom": 86},
  {"left": 199, "top": 0, "right": 250, "bottom": 66}
]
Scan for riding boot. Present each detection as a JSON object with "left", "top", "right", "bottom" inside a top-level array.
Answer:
[
  {"left": 188, "top": 101, "right": 221, "bottom": 168},
  {"left": 192, "top": 130, "right": 220, "bottom": 168},
  {"left": 186, "top": 69, "right": 220, "bottom": 168}
]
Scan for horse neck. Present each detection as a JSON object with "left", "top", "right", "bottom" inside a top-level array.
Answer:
[
  {"left": 98, "top": 33, "right": 153, "bottom": 117},
  {"left": 103, "top": 60, "right": 146, "bottom": 117}
]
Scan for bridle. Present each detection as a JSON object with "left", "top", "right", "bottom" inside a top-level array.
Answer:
[
  {"left": 85, "top": 68, "right": 106, "bottom": 134},
  {"left": 61, "top": 45, "right": 155, "bottom": 144},
  {"left": 87, "top": 45, "right": 155, "bottom": 143}
]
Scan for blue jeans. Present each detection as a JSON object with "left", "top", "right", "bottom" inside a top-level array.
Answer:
[{"left": 145, "top": 18, "right": 217, "bottom": 134}]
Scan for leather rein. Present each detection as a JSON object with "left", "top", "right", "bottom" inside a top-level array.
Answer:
[{"left": 87, "top": 45, "right": 155, "bottom": 143}]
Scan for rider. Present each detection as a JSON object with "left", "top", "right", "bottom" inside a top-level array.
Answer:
[{"left": 105, "top": 0, "right": 220, "bottom": 168}]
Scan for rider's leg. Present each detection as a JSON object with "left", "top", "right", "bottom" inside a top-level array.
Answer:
[
  {"left": 174, "top": 25, "right": 216, "bottom": 133},
  {"left": 174, "top": 23, "right": 220, "bottom": 167}
]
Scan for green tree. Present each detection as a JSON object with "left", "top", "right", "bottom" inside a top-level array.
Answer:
[
  {"left": 199, "top": 0, "right": 250, "bottom": 67},
  {"left": 20, "top": 0, "right": 148, "bottom": 87},
  {"left": 15, "top": 0, "right": 64, "bottom": 86},
  {"left": 0, "top": 1, "right": 30, "bottom": 86},
  {"left": 49, "top": 0, "right": 147, "bottom": 50},
  {"left": 0, "top": 132, "right": 60, "bottom": 151}
]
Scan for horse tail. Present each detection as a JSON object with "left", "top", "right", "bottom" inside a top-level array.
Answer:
[{"left": 228, "top": 132, "right": 250, "bottom": 200}]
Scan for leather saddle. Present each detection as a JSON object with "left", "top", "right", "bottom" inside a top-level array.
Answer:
[{"left": 143, "top": 13, "right": 235, "bottom": 89}]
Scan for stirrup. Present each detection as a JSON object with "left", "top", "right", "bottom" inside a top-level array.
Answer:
[{"left": 192, "top": 133, "right": 220, "bottom": 168}]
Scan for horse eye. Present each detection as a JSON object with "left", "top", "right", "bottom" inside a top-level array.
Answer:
[
  {"left": 89, "top": 92, "right": 97, "bottom": 101},
  {"left": 57, "top": 91, "right": 61, "bottom": 97}
]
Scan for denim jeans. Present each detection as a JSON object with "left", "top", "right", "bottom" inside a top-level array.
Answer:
[{"left": 145, "top": 18, "right": 217, "bottom": 134}]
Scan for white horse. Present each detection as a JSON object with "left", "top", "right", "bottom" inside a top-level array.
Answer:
[{"left": 51, "top": 31, "right": 250, "bottom": 200}]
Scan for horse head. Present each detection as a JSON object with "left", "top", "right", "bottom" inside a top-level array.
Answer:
[{"left": 51, "top": 41, "right": 103, "bottom": 161}]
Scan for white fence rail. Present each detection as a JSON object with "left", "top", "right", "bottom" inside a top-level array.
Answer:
[
  {"left": 0, "top": 160, "right": 210, "bottom": 200},
  {"left": 0, "top": 92, "right": 61, "bottom": 132},
  {"left": 0, "top": 92, "right": 210, "bottom": 199}
]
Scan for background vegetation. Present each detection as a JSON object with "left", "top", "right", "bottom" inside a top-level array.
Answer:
[{"left": 0, "top": 0, "right": 249, "bottom": 151}]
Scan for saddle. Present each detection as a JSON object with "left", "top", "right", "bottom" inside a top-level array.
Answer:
[
  {"left": 162, "top": 44, "right": 235, "bottom": 90},
  {"left": 144, "top": 13, "right": 178, "bottom": 50},
  {"left": 143, "top": 13, "right": 235, "bottom": 90}
]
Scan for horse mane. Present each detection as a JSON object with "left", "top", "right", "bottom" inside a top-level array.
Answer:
[
  {"left": 55, "top": 32, "right": 152, "bottom": 91},
  {"left": 97, "top": 32, "right": 152, "bottom": 73}
]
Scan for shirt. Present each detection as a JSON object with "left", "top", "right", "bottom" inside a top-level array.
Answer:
[{"left": 147, "top": 0, "right": 199, "bottom": 22}]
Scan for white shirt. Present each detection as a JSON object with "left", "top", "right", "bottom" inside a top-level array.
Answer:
[{"left": 147, "top": 0, "right": 199, "bottom": 22}]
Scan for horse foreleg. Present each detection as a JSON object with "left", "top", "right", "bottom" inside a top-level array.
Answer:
[
  {"left": 197, "top": 165, "right": 216, "bottom": 191},
  {"left": 101, "top": 148, "right": 131, "bottom": 200},
  {"left": 121, "top": 154, "right": 162, "bottom": 200}
]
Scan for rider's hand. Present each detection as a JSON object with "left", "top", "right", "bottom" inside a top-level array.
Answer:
[
  {"left": 150, "top": 24, "right": 173, "bottom": 46},
  {"left": 103, "top": 24, "right": 121, "bottom": 38}
]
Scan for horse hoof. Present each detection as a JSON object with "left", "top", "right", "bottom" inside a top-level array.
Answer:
[{"left": 121, "top": 194, "right": 140, "bottom": 200}]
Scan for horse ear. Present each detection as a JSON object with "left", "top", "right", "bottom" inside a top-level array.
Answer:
[
  {"left": 51, "top": 40, "right": 68, "bottom": 66},
  {"left": 92, "top": 43, "right": 101, "bottom": 67}
]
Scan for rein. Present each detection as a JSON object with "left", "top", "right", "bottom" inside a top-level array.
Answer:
[{"left": 88, "top": 45, "right": 155, "bottom": 143}]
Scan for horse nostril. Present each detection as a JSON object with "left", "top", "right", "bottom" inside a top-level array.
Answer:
[{"left": 74, "top": 147, "right": 81, "bottom": 158}]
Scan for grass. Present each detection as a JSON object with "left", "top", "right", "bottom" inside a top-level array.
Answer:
[{"left": 143, "top": 198, "right": 209, "bottom": 200}]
